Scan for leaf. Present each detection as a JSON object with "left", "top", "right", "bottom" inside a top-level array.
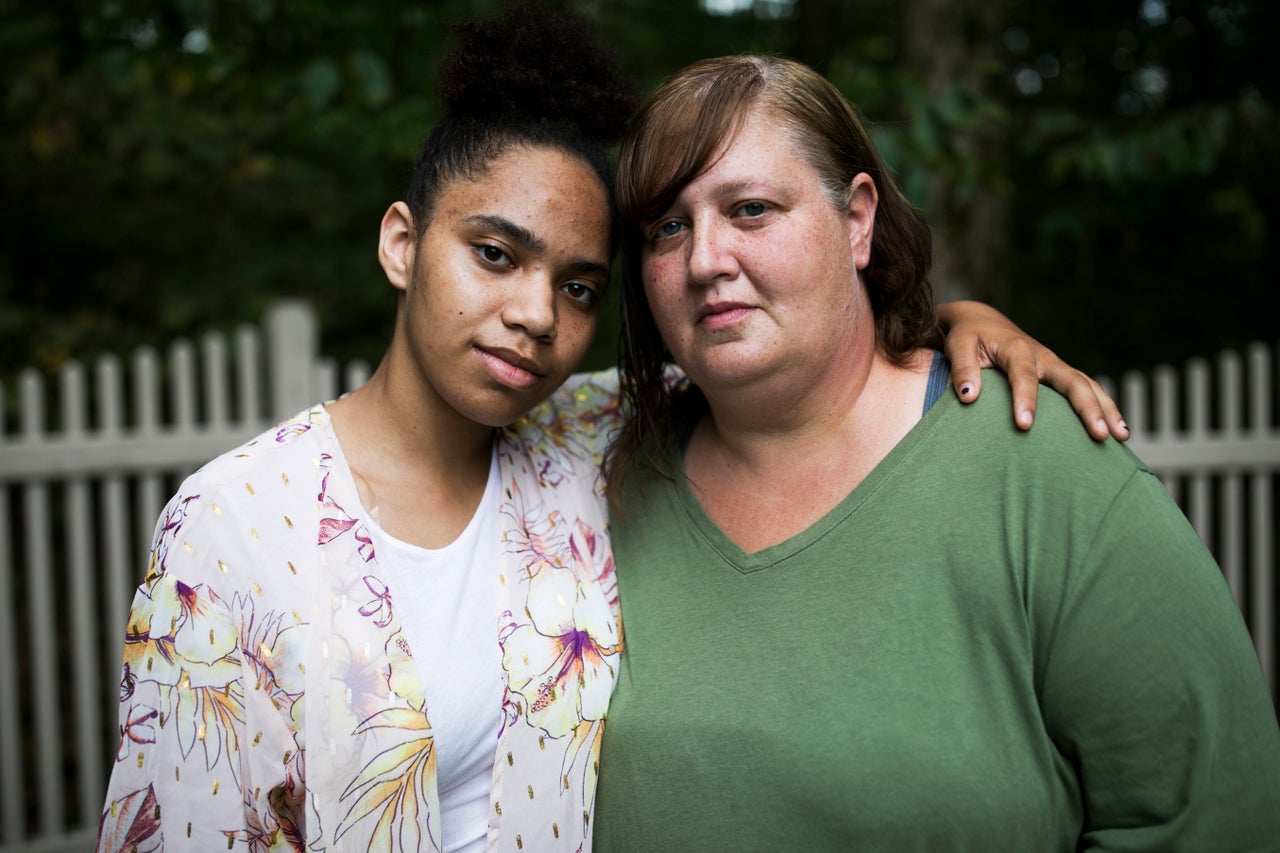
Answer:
[
  {"left": 349, "top": 49, "right": 393, "bottom": 107},
  {"left": 335, "top": 706, "right": 437, "bottom": 845},
  {"left": 99, "top": 784, "right": 164, "bottom": 853},
  {"left": 300, "top": 59, "right": 341, "bottom": 111}
]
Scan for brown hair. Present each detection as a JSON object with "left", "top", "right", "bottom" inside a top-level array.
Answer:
[{"left": 606, "top": 55, "right": 940, "bottom": 500}]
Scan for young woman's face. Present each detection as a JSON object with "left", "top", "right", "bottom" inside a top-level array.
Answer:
[{"left": 397, "top": 145, "right": 612, "bottom": 427}]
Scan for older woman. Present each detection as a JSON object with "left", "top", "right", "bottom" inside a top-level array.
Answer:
[{"left": 594, "top": 55, "right": 1280, "bottom": 850}]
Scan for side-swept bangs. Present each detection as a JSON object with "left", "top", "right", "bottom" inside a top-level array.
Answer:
[{"left": 616, "top": 60, "right": 764, "bottom": 231}]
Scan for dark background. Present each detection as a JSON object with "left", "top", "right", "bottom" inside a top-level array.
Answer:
[{"left": 2, "top": 0, "right": 1276, "bottom": 385}]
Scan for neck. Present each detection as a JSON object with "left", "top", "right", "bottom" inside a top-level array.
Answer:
[
  {"left": 682, "top": 348, "right": 932, "bottom": 554},
  {"left": 326, "top": 344, "right": 497, "bottom": 548},
  {"left": 694, "top": 347, "right": 919, "bottom": 467},
  {"left": 342, "top": 358, "right": 495, "bottom": 471}
]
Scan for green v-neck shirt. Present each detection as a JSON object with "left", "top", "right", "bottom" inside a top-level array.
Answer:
[{"left": 593, "top": 375, "right": 1280, "bottom": 851}]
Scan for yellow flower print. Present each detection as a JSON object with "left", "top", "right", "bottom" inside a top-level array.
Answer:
[
  {"left": 119, "top": 576, "right": 244, "bottom": 774},
  {"left": 502, "top": 511, "right": 620, "bottom": 740},
  {"left": 385, "top": 630, "right": 426, "bottom": 712},
  {"left": 335, "top": 707, "right": 437, "bottom": 850}
]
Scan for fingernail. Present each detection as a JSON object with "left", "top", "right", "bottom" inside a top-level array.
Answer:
[
  {"left": 1118, "top": 420, "right": 1129, "bottom": 432},
  {"left": 1019, "top": 409, "right": 1033, "bottom": 427},
  {"left": 1096, "top": 418, "right": 1108, "bottom": 433},
  {"left": 959, "top": 384, "right": 973, "bottom": 397}
]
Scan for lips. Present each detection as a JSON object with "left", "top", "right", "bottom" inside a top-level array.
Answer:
[
  {"left": 475, "top": 346, "right": 545, "bottom": 391},
  {"left": 696, "top": 301, "right": 755, "bottom": 330}
]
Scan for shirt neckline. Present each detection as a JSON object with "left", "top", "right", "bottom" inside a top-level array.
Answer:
[{"left": 667, "top": 371, "right": 958, "bottom": 574}]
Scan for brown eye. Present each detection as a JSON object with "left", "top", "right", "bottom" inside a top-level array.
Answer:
[
  {"left": 475, "top": 244, "right": 512, "bottom": 266},
  {"left": 561, "top": 281, "right": 599, "bottom": 307}
]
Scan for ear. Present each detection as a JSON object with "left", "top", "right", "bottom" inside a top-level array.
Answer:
[
  {"left": 846, "top": 173, "right": 879, "bottom": 271},
  {"left": 378, "top": 201, "right": 418, "bottom": 292}
]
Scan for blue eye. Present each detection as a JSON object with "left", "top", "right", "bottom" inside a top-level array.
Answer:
[
  {"left": 561, "top": 282, "right": 599, "bottom": 307},
  {"left": 654, "top": 220, "right": 684, "bottom": 239},
  {"left": 737, "top": 201, "right": 767, "bottom": 217}
]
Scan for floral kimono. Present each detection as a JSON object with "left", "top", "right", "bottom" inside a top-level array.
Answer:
[{"left": 98, "top": 371, "right": 623, "bottom": 852}]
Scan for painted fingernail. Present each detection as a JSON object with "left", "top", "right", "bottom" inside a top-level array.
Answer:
[{"left": 959, "top": 384, "right": 973, "bottom": 397}]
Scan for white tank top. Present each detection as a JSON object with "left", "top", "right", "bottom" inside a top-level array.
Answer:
[{"left": 367, "top": 449, "right": 503, "bottom": 853}]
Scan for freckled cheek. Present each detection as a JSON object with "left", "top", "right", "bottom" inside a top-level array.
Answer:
[
  {"left": 433, "top": 285, "right": 494, "bottom": 319},
  {"left": 547, "top": 316, "right": 596, "bottom": 378},
  {"left": 642, "top": 258, "right": 683, "bottom": 305},
  {"left": 564, "top": 313, "right": 596, "bottom": 349}
]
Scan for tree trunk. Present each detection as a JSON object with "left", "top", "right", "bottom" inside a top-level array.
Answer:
[
  {"left": 795, "top": 0, "right": 838, "bottom": 75},
  {"left": 902, "top": 0, "right": 1008, "bottom": 305}
]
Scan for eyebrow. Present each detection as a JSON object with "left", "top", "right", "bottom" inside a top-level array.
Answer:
[
  {"left": 467, "top": 214, "right": 546, "bottom": 253},
  {"left": 466, "top": 214, "right": 611, "bottom": 280},
  {"left": 712, "top": 179, "right": 763, "bottom": 197}
]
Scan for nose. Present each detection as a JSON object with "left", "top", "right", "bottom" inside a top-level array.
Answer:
[
  {"left": 502, "top": 274, "right": 557, "bottom": 341},
  {"left": 686, "top": 218, "right": 739, "bottom": 287}
]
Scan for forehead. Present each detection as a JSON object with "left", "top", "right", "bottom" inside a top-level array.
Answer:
[
  {"left": 434, "top": 146, "right": 612, "bottom": 254},
  {"left": 680, "top": 107, "right": 811, "bottom": 195}
]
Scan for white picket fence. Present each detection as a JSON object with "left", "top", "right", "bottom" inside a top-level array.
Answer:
[
  {"left": 0, "top": 302, "right": 370, "bottom": 852},
  {"left": 0, "top": 302, "right": 1276, "bottom": 851}
]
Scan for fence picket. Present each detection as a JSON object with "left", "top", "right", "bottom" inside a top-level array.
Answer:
[
  {"left": 1219, "top": 352, "right": 1244, "bottom": 607},
  {"left": 315, "top": 356, "right": 338, "bottom": 406},
  {"left": 0, "top": 379, "right": 25, "bottom": 842},
  {"left": 1187, "top": 360, "right": 1212, "bottom": 547},
  {"left": 1153, "top": 365, "right": 1182, "bottom": 505},
  {"left": 96, "top": 355, "right": 133, "bottom": 634},
  {"left": 204, "top": 333, "right": 230, "bottom": 429},
  {"left": 1247, "top": 343, "right": 1275, "bottom": 696},
  {"left": 346, "top": 361, "right": 372, "bottom": 394},
  {"left": 62, "top": 362, "right": 106, "bottom": 828},
  {"left": 1121, "top": 371, "right": 1148, "bottom": 435},
  {"left": 267, "top": 301, "right": 318, "bottom": 417},
  {"left": 133, "top": 349, "right": 164, "bottom": 572},
  {"left": 21, "top": 369, "right": 65, "bottom": 835},
  {"left": 171, "top": 339, "right": 197, "bottom": 430},
  {"left": 236, "top": 325, "right": 262, "bottom": 427}
]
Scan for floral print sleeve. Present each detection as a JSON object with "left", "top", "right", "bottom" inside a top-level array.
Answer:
[{"left": 98, "top": 481, "right": 306, "bottom": 850}]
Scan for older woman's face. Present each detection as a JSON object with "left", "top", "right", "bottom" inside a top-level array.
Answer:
[{"left": 638, "top": 106, "right": 878, "bottom": 395}]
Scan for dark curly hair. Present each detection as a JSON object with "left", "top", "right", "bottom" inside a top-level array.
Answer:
[{"left": 404, "top": 1, "right": 638, "bottom": 242}]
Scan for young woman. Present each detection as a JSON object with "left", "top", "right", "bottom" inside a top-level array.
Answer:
[{"left": 97, "top": 7, "right": 1127, "bottom": 852}]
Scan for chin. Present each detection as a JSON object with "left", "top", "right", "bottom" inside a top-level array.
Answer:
[
  {"left": 468, "top": 406, "right": 528, "bottom": 430},
  {"left": 464, "top": 390, "right": 546, "bottom": 429},
  {"left": 684, "top": 356, "right": 774, "bottom": 390}
]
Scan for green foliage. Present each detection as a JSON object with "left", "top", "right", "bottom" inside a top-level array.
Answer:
[
  {"left": 1, "top": 0, "right": 1276, "bottom": 385},
  {"left": 1, "top": 0, "right": 453, "bottom": 377},
  {"left": 997, "top": 0, "right": 1279, "bottom": 375}
]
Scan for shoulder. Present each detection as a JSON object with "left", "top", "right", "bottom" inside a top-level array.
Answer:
[
  {"left": 547, "top": 369, "right": 622, "bottom": 417},
  {"left": 505, "top": 369, "right": 621, "bottom": 459},
  {"left": 184, "top": 404, "right": 333, "bottom": 492},
  {"left": 147, "top": 405, "right": 332, "bottom": 581},
  {"left": 952, "top": 371, "right": 1149, "bottom": 486}
]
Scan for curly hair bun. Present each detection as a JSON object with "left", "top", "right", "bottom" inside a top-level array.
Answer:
[{"left": 437, "top": 1, "right": 637, "bottom": 146}]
